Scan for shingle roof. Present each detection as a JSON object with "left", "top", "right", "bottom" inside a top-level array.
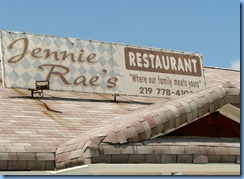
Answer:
[
  {"left": 0, "top": 66, "right": 240, "bottom": 171},
  {"left": 93, "top": 137, "right": 240, "bottom": 164},
  {"left": 55, "top": 81, "right": 240, "bottom": 169},
  {"left": 204, "top": 67, "right": 240, "bottom": 89}
]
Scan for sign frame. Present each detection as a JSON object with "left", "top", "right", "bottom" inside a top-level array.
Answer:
[{"left": 0, "top": 30, "right": 206, "bottom": 99}]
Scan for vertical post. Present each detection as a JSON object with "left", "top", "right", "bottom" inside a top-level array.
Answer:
[{"left": 31, "top": 90, "right": 34, "bottom": 98}]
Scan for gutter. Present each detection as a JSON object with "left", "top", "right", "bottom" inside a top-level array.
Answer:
[
  {"left": 52, "top": 163, "right": 240, "bottom": 175},
  {"left": 0, "top": 163, "right": 240, "bottom": 175}
]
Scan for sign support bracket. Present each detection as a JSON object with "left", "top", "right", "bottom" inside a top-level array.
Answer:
[
  {"left": 28, "top": 80, "right": 50, "bottom": 98},
  {"left": 113, "top": 94, "right": 118, "bottom": 102}
]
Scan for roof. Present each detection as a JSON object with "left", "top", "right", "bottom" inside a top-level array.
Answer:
[
  {"left": 204, "top": 67, "right": 240, "bottom": 89},
  {"left": 0, "top": 66, "right": 240, "bottom": 172}
]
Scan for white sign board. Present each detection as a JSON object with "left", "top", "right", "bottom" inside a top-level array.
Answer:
[{"left": 0, "top": 30, "right": 206, "bottom": 98}]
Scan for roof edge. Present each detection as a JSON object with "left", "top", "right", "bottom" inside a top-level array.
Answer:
[{"left": 204, "top": 66, "right": 240, "bottom": 72}]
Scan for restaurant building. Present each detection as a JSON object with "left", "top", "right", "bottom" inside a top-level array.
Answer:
[{"left": 0, "top": 30, "right": 240, "bottom": 175}]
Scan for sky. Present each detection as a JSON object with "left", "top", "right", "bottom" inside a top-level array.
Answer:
[{"left": 0, "top": 0, "right": 240, "bottom": 70}]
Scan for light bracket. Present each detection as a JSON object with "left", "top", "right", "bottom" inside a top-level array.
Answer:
[{"left": 29, "top": 80, "right": 49, "bottom": 98}]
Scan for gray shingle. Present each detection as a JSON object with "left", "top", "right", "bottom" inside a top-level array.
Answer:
[
  {"left": 169, "top": 146, "right": 185, "bottom": 154},
  {"left": 177, "top": 154, "right": 193, "bottom": 163},
  {"left": 120, "top": 145, "right": 135, "bottom": 154},
  {"left": 214, "top": 147, "right": 229, "bottom": 155},
  {"left": 45, "top": 161, "right": 55, "bottom": 170},
  {"left": 162, "top": 154, "right": 177, "bottom": 163},
  {"left": 185, "top": 145, "right": 200, "bottom": 154},
  {"left": 193, "top": 155, "right": 208, "bottom": 164},
  {"left": 8, "top": 161, "right": 27, "bottom": 170},
  {"left": 153, "top": 145, "right": 170, "bottom": 154},
  {"left": 152, "top": 114, "right": 164, "bottom": 134},
  {"left": 111, "top": 154, "right": 129, "bottom": 163},
  {"left": 69, "top": 149, "right": 82, "bottom": 159},
  {"left": 102, "top": 145, "right": 121, "bottom": 155},
  {"left": 208, "top": 155, "right": 235, "bottom": 163},
  {"left": 128, "top": 154, "right": 145, "bottom": 163},
  {"left": 236, "top": 155, "right": 240, "bottom": 164},
  {"left": 132, "top": 120, "right": 145, "bottom": 135},
  {"left": 91, "top": 155, "right": 111, "bottom": 163},
  {"left": 199, "top": 146, "right": 215, "bottom": 155},
  {"left": 0, "top": 161, "right": 8, "bottom": 170},
  {"left": 127, "top": 126, "right": 139, "bottom": 142},
  {"left": 137, "top": 145, "right": 153, "bottom": 154},
  {"left": 228, "top": 147, "right": 240, "bottom": 155},
  {"left": 115, "top": 131, "right": 127, "bottom": 144},
  {"left": 17, "top": 153, "right": 36, "bottom": 161},
  {"left": 145, "top": 154, "right": 162, "bottom": 163},
  {"left": 27, "top": 161, "right": 45, "bottom": 170}
]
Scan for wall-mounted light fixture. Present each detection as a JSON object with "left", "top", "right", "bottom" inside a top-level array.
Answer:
[{"left": 29, "top": 80, "right": 49, "bottom": 98}]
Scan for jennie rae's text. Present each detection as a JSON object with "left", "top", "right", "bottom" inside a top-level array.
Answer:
[{"left": 6, "top": 38, "right": 118, "bottom": 88}]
